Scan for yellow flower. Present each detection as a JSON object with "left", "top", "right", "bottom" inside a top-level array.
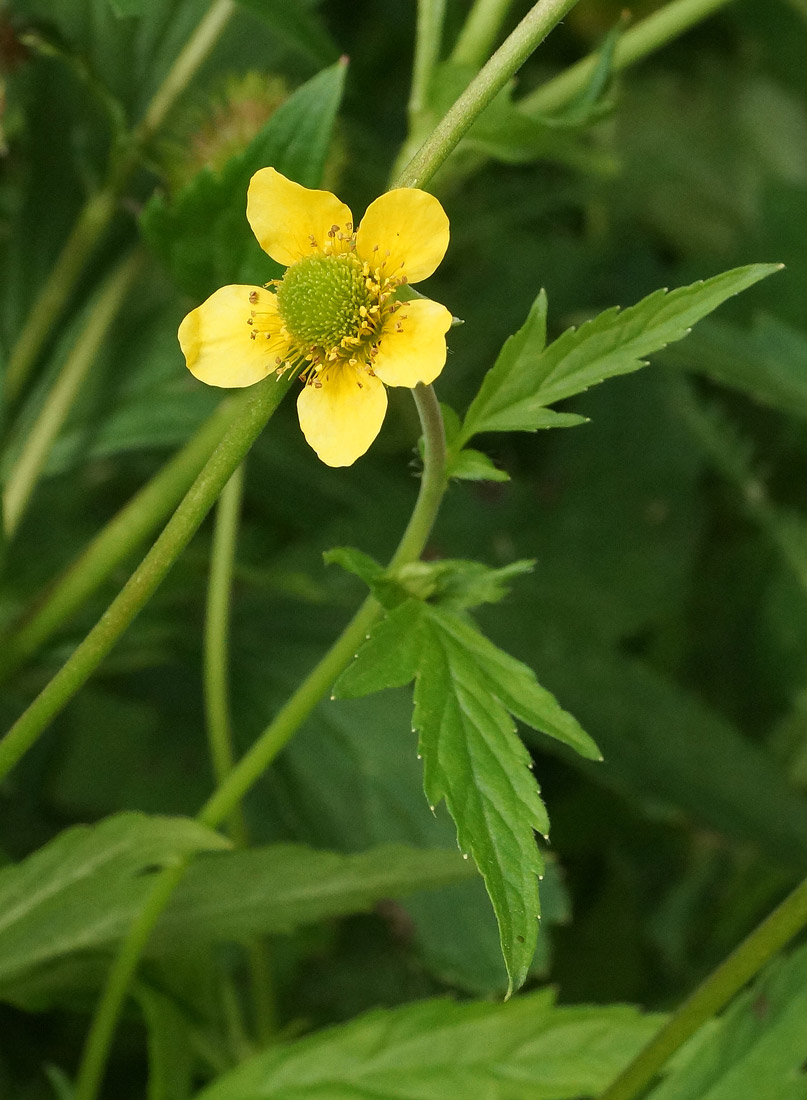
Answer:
[{"left": 178, "top": 168, "right": 452, "bottom": 466}]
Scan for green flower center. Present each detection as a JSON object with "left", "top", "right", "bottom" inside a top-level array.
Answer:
[{"left": 276, "top": 253, "right": 371, "bottom": 348}]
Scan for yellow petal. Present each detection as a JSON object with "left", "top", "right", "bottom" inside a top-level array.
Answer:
[
  {"left": 297, "top": 364, "right": 387, "bottom": 467},
  {"left": 178, "top": 285, "right": 290, "bottom": 389},
  {"left": 355, "top": 188, "right": 449, "bottom": 283},
  {"left": 372, "top": 298, "right": 453, "bottom": 388},
  {"left": 247, "top": 167, "right": 354, "bottom": 267}
]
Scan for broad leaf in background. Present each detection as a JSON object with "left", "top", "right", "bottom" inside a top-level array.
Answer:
[
  {"left": 195, "top": 991, "right": 663, "bottom": 1100},
  {"left": 335, "top": 599, "right": 599, "bottom": 993},
  {"left": 0, "top": 813, "right": 226, "bottom": 993},
  {"left": 647, "top": 942, "right": 807, "bottom": 1100},
  {"left": 235, "top": 0, "right": 338, "bottom": 67},
  {"left": 141, "top": 61, "right": 346, "bottom": 299},
  {"left": 150, "top": 843, "right": 475, "bottom": 950},
  {"left": 457, "top": 264, "right": 781, "bottom": 449},
  {"left": 664, "top": 313, "right": 807, "bottom": 423},
  {"left": 525, "top": 641, "right": 807, "bottom": 868}
]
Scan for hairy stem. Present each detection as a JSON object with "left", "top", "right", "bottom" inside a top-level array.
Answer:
[
  {"left": 395, "top": 0, "right": 582, "bottom": 189},
  {"left": 0, "top": 399, "right": 242, "bottom": 684},
  {"left": 3, "top": 251, "right": 143, "bottom": 539},
  {"left": 599, "top": 875, "right": 807, "bottom": 1100},
  {"left": 521, "top": 0, "right": 738, "bottom": 117},
  {"left": 2, "top": 0, "right": 235, "bottom": 404},
  {"left": 74, "top": 383, "right": 447, "bottom": 1100},
  {"left": 0, "top": 377, "right": 291, "bottom": 785},
  {"left": 451, "top": 0, "right": 516, "bottom": 68}
]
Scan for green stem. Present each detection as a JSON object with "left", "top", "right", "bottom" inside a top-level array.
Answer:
[
  {"left": 599, "top": 875, "right": 807, "bottom": 1100},
  {"left": 74, "top": 861, "right": 189, "bottom": 1100},
  {"left": 0, "top": 398, "right": 242, "bottom": 685},
  {"left": 0, "top": 376, "right": 292, "bottom": 785},
  {"left": 73, "top": 384, "right": 447, "bottom": 1100},
  {"left": 409, "top": 0, "right": 448, "bottom": 131},
  {"left": 204, "top": 463, "right": 248, "bottom": 845},
  {"left": 199, "top": 384, "right": 445, "bottom": 830},
  {"left": 395, "top": 0, "right": 582, "bottom": 189},
  {"left": 2, "top": 251, "right": 143, "bottom": 539},
  {"left": 203, "top": 461, "right": 278, "bottom": 1043},
  {"left": 451, "top": 0, "right": 515, "bottom": 68},
  {"left": 2, "top": 0, "right": 236, "bottom": 405},
  {"left": 521, "top": 0, "right": 738, "bottom": 117}
]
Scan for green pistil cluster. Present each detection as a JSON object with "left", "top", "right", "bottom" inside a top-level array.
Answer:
[{"left": 277, "top": 253, "right": 371, "bottom": 350}]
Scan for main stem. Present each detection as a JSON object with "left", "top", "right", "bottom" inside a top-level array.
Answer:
[
  {"left": 395, "top": 0, "right": 582, "bottom": 189},
  {"left": 73, "top": 384, "right": 447, "bottom": 1100},
  {"left": 0, "top": 377, "right": 291, "bottom": 784},
  {"left": 2, "top": 0, "right": 235, "bottom": 405},
  {"left": 599, "top": 874, "right": 807, "bottom": 1100}
]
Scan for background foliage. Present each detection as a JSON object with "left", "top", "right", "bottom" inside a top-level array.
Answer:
[{"left": 2, "top": 0, "right": 807, "bottom": 1096}]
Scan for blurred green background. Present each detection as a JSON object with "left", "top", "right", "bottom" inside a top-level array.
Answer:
[{"left": 2, "top": 0, "right": 807, "bottom": 1094}]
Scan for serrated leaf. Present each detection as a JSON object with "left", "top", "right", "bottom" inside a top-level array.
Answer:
[
  {"left": 0, "top": 814, "right": 227, "bottom": 992},
  {"left": 394, "top": 558, "right": 535, "bottom": 610},
  {"left": 647, "top": 942, "right": 807, "bottom": 1100},
  {"left": 151, "top": 843, "right": 474, "bottom": 949},
  {"left": 141, "top": 62, "right": 346, "bottom": 298},
  {"left": 459, "top": 265, "right": 781, "bottom": 446},
  {"left": 334, "top": 601, "right": 597, "bottom": 993},
  {"left": 195, "top": 992, "right": 663, "bottom": 1100},
  {"left": 323, "top": 546, "right": 384, "bottom": 587},
  {"left": 447, "top": 447, "right": 511, "bottom": 481}
]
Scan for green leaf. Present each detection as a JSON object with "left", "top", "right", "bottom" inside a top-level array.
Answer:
[
  {"left": 647, "top": 942, "right": 807, "bottom": 1100},
  {"left": 429, "top": 62, "right": 618, "bottom": 173},
  {"left": 459, "top": 265, "right": 782, "bottom": 447},
  {"left": 151, "top": 843, "right": 474, "bottom": 949},
  {"left": 335, "top": 601, "right": 598, "bottom": 993},
  {"left": 141, "top": 61, "right": 346, "bottom": 298},
  {"left": 393, "top": 558, "right": 535, "bottom": 610},
  {"left": 106, "top": 0, "right": 143, "bottom": 15},
  {"left": 235, "top": 0, "right": 338, "bottom": 66},
  {"left": 194, "top": 992, "right": 663, "bottom": 1100},
  {"left": 323, "top": 546, "right": 385, "bottom": 587},
  {"left": 664, "top": 313, "right": 807, "bottom": 423},
  {"left": 0, "top": 813, "right": 227, "bottom": 992},
  {"left": 136, "top": 985, "right": 195, "bottom": 1100},
  {"left": 447, "top": 447, "right": 511, "bottom": 482}
]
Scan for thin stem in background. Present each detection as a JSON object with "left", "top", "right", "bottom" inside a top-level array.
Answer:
[
  {"left": 395, "top": 0, "right": 582, "bottom": 189},
  {"left": 0, "top": 398, "right": 242, "bottom": 684},
  {"left": 408, "top": 0, "right": 448, "bottom": 137},
  {"left": 2, "top": 0, "right": 236, "bottom": 405},
  {"left": 74, "top": 383, "right": 447, "bottom": 1100},
  {"left": 451, "top": 0, "right": 515, "bottom": 68},
  {"left": 599, "top": 875, "right": 807, "bottom": 1100},
  {"left": 2, "top": 251, "right": 143, "bottom": 539},
  {"left": 203, "top": 461, "right": 277, "bottom": 1042},
  {"left": 0, "top": 375, "right": 292, "bottom": 784},
  {"left": 204, "top": 463, "right": 248, "bottom": 846},
  {"left": 521, "top": 0, "right": 738, "bottom": 116}
]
